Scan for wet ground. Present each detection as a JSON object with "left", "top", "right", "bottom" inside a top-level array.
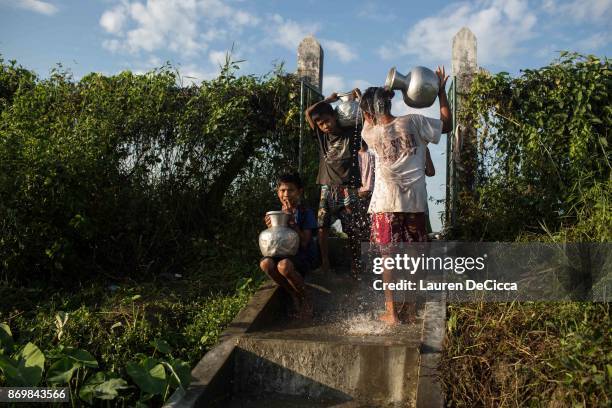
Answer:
[
  {"left": 220, "top": 269, "right": 423, "bottom": 408},
  {"left": 258, "top": 269, "right": 423, "bottom": 344}
]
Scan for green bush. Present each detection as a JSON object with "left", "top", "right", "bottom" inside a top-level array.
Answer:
[
  {"left": 0, "top": 274, "right": 257, "bottom": 406},
  {"left": 454, "top": 53, "right": 611, "bottom": 241},
  {"left": 442, "top": 302, "right": 610, "bottom": 407},
  {"left": 0, "top": 57, "right": 318, "bottom": 284},
  {"left": 443, "top": 53, "right": 611, "bottom": 407}
]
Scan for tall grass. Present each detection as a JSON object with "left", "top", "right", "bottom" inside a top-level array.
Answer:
[{"left": 441, "top": 302, "right": 610, "bottom": 407}]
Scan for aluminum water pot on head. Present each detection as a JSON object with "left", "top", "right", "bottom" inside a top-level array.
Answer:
[
  {"left": 335, "top": 91, "right": 361, "bottom": 128},
  {"left": 385, "top": 66, "right": 439, "bottom": 109}
]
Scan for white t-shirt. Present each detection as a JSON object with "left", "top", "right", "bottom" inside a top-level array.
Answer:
[{"left": 361, "top": 114, "right": 442, "bottom": 213}]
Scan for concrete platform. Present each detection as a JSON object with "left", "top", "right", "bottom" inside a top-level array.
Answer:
[
  {"left": 227, "top": 270, "right": 423, "bottom": 407},
  {"left": 166, "top": 238, "right": 446, "bottom": 408}
]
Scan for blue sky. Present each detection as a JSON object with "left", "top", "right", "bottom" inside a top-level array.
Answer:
[{"left": 1, "top": 0, "right": 610, "bottom": 230}]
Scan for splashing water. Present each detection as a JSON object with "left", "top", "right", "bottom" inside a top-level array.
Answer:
[{"left": 342, "top": 312, "right": 393, "bottom": 336}]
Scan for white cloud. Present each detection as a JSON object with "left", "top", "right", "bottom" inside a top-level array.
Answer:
[
  {"left": 100, "top": 5, "right": 127, "bottom": 34},
  {"left": 322, "top": 75, "right": 346, "bottom": 96},
  {"left": 573, "top": 32, "right": 610, "bottom": 52},
  {"left": 267, "top": 14, "right": 319, "bottom": 51},
  {"left": 101, "top": 2, "right": 358, "bottom": 68},
  {"left": 378, "top": 0, "right": 537, "bottom": 66},
  {"left": 544, "top": 0, "right": 612, "bottom": 23},
  {"left": 265, "top": 16, "right": 356, "bottom": 63},
  {"left": 535, "top": 43, "right": 560, "bottom": 59},
  {"left": 200, "top": 0, "right": 259, "bottom": 26},
  {"left": 129, "top": 58, "right": 219, "bottom": 86},
  {"left": 178, "top": 63, "right": 220, "bottom": 85},
  {"left": 322, "top": 77, "right": 374, "bottom": 98},
  {"left": 357, "top": 1, "right": 394, "bottom": 22},
  {"left": 100, "top": 0, "right": 259, "bottom": 56},
  {"left": 541, "top": 0, "right": 557, "bottom": 13},
  {"left": 352, "top": 79, "right": 374, "bottom": 91},
  {"left": 14, "top": 0, "right": 57, "bottom": 15},
  {"left": 321, "top": 39, "right": 357, "bottom": 62},
  {"left": 102, "top": 39, "right": 121, "bottom": 53},
  {"left": 209, "top": 50, "right": 228, "bottom": 66}
]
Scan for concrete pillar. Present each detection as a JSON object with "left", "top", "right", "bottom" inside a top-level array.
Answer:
[
  {"left": 447, "top": 27, "right": 478, "bottom": 232},
  {"left": 297, "top": 36, "right": 324, "bottom": 92},
  {"left": 297, "top": 36, "right": 324, "bottom": 176},
  {"left": 452, "top": 27, "right": 477, "bottom": 79}
]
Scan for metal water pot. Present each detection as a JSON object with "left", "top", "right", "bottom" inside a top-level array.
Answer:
[
  {"left": 258, "top": 211, "right": 299, "bottom": 257},
  {"left": 335, "top": 91, "right": 360, "bottom": 127},
  {"left": 385, "top": 66, "right": 439, "bottom": 109}
]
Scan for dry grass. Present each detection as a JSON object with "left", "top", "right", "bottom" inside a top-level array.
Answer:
[{"left": 440, "top": 302, "right": 610, "bottom": 407}]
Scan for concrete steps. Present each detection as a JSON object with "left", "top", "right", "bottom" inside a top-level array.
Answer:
[{"left": 230, "top": 335, "right": 420, "bottom": 407}]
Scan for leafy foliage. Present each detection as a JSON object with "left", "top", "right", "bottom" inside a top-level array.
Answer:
[
  {"left": 443, "top": 53, "right": 611, "bottom": 407},
  {"left": 1, "top": 266, "right": 257, "bottom": 405},
  {"left": 453, "top": 53, "right": 611, "bottom": 241},
  {"left": 0, "top": 342, "right": 45, "bottom": 386},
  {"left": 0, "top": 57, "right": 317, "bottom": 284},
  {"left": 0, "top": 321, "right": 194, "bottom": 405},
  {"left": 0, "top": 55, "right": 302, "bottom": 405}
]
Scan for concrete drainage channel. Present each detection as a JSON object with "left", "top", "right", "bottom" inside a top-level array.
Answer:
[{"left": 165, "top": 240, "right": 446, "bottom": 408}]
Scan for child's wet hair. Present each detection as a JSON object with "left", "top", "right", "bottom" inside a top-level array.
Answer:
[
  {"left": 359, "top": 87, "right": 394, "bottom": 118},
  {"left": 310, "top": 102, "right": 335, "bottom": 122},
  {"left": 277, "top": 172, "right": 304, "bottom": 189}
]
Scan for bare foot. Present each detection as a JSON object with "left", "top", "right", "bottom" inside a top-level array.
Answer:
[
  {"left": 396, "top": 302, "right": 417, "bottom": 324},
  {"left": 298, "top": 303, "right": 313, "bottom": 320},
  {"left": 286, "top": 293, "right": 301, "bottom": 319},
  {"left": 298, "top": 293, "right": 314, "bottom": 320},
  {"left": 379, "top": 311, "right": 400, "bottom": 325}
]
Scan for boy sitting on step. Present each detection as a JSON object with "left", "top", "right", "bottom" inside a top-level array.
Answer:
[{"left": 259, "top": 173, "right": 318, "bottom": 319}]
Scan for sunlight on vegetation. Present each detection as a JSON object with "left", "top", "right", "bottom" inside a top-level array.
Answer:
[
  {"left": 0, "top": 54, "right": 315, "bottom": 406},
  {"left": 442, "top": 53, "right": 611, "bottom": 407}
]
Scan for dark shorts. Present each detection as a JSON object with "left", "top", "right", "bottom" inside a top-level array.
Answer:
[{"left": 260, "top": 255, "right": 310, "bottom": 277}]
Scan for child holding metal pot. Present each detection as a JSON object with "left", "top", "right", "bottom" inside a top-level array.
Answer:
[
  {"left": 259, "top": 173, "right": 318, "bottom": 319},
  {"left": 360, "top": 66, "right": 452, "bottom": 325},
  {"left": 305, "top": 88, "right": 363, "bottom": 279}
]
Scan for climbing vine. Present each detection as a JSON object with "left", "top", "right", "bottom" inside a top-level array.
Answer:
[
  {"left": 0, "top": 57, "right": 317, "bottom": 283},
  {"left": 454, "top": 53, "right": 611, "bottom": 241}
]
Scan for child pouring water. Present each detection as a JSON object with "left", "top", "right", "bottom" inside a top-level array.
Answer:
[
  {"left": 305, "top": 90, "right": 363, "bottom": 278},
  {"left": 360, "top": 66, "right": 452, "bottom": 325}
]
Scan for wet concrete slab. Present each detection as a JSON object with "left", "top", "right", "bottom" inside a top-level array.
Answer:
[
  {"left": 224, "top": 270, "right": 423, "bottom": 408},
  {"left": 246, "top": 269, "right": 424, "bottom": 346},
  {"left": 167, "top": 251, "right": 441, "bottom": 408}
]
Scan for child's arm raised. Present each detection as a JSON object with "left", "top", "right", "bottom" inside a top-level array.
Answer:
[
  {"left": 305, "top": 92, "right": 339, "bottom": 130},
  {"left": 425, "top": 147, "right": 435, "bottom": 177},
  {"left": 435, "top": 66, "right": 452, "bottom": 134}
]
